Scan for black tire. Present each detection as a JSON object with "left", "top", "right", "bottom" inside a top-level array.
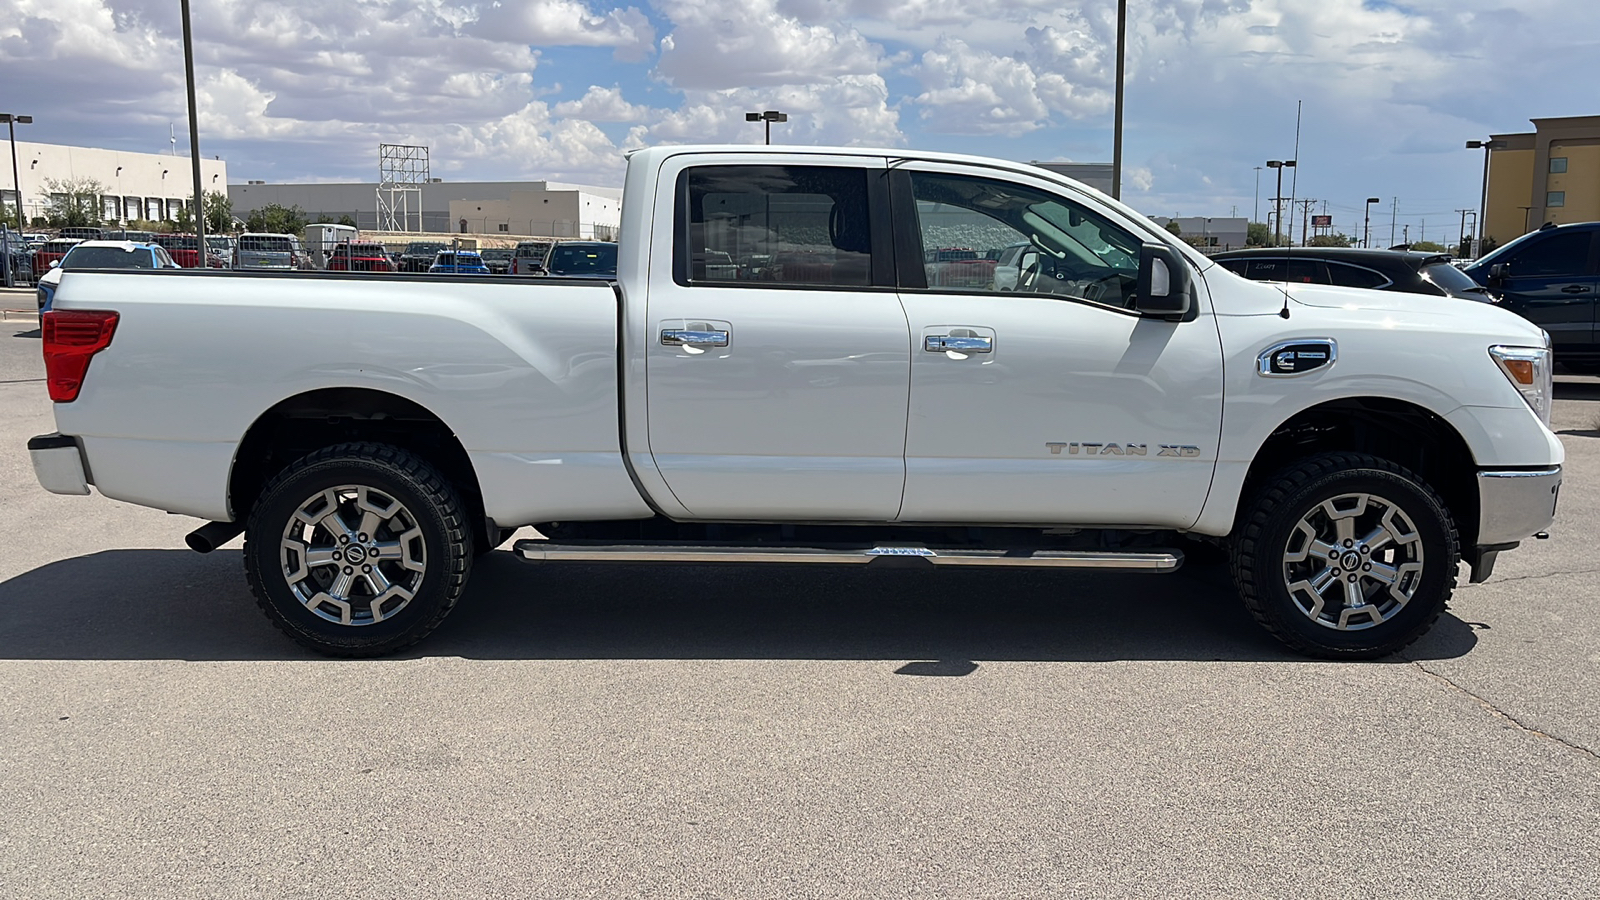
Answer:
[
  {"left": 1230, "top": 452, "right": 1458, "bottom": 659},
  {"left": 243, "top": 442, "right": 473, "bottom": 657}
]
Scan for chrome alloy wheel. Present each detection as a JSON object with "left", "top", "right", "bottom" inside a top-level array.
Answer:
[
  {"left": 280, "top": 485, "right": 427, "bottom": 626},
  {"left": 1282, "top": 492, "right": 1425, "bottom": 631}
]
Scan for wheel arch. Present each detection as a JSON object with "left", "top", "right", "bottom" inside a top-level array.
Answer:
[
  {"left": 229, "top": 387, "right": 490, "bottom": 549},
  {"left": 1230, "top": 396, "right": 1480, "bottom": 546}
]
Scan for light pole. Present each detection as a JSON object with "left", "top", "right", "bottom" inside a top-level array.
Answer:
[
  {"left": 1, "top": 113, "right": 34, "bottom": 231},
  {"left": 180, "top": 0, "right": 206, "bottom": 254},
  {"left": 1267, "top": 160, "right": 1294, "bottom": 246},
  {"left": 1465, "top": 138, "right": 1506, "bottom": 254},
  {"left": 1253, "top": 166, "right": 1263, "bottom": 227},
  {"left": 1363, "top": 197, "right": 1380, "bottom": 249},
  {"left": 745, "top": 110, "right": 788, "bottom": 145},
  {"left": 1112, "top": 0, "right": 1127, "bottom": 200}
]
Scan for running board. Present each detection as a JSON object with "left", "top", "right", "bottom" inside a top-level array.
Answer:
[{"left": 514, "top": 541, "right": 1183, "bottom": 571}]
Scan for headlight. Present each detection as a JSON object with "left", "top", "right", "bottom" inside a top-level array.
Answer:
[{"left": 1489, "top": 344, "right": 1553, "bottom": 426}]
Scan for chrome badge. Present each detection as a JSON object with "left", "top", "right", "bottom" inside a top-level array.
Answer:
[{"left": 1046, "top": 442, "right": 1200, "bottom": 458}]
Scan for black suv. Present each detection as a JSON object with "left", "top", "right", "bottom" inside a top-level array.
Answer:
[
  {"left": 1212, "top": 247, "right": 1490, "bottom": 301},
  {"left": 1464, "top": 222, "right": 1600, "bottom": 371},
  {"left": 397, "top": 241, "right": 447, "bottom": 273}
]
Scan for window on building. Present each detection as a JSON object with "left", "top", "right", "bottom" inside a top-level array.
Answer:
[
  {"left": 1547, "top": 191, "right": 1566, "bottom": 208},
  {"left": 498, "top": 224, "right": 508, "bottom": 232},
  {"left": 1549, "top": 157, "right": 1568, "bottom": 174}
]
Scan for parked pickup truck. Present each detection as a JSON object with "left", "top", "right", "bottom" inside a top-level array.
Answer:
[{"left": 30, "top": 145, "right": 1563, "bottom": 659}]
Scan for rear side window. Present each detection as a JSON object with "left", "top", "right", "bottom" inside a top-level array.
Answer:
[
  {"left": 1326, "top": 262, "right": 1390, "bottom": 289},
  {"left": 1217, "top": 258, "right": 1248, "bottom": 275},
  {"left": 679, "top": 165, "right": 873, "bottom": 287},
  {"left": 1245, "top": 258, "right": 1327, "bottom": 283},
  {"left": 1508, "top": 231, "right": 1591, "bottom": 277}
]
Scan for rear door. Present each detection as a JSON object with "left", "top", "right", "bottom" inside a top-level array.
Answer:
[
  {"left": 1494, "top": 228, "right": 1599, "bottom": 356},
  {"left": 640, "top": 154, "right": 911, "bottom": 520},
  {"left": 890, "top": 164, "right": 1223, "bottom": 528}
]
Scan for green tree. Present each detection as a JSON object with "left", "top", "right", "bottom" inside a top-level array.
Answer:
[
  {"left": 175, "top": 202, "right": 194, "bottom": 232},
  {"left": 203, "top": 190, "right": 233, "bottom": 234},
  {"left": 336, "top": 214, "right": 357, "bottom": 228},
  {"left": 1409, "top": 240, "right": 1446, "bottom": 253},
  {"left": 244, "top": 202, "right": 308, "bottom": 236},
  {"left": 43, "top": 177, "right": 106, "bottom": 228},
  {"left": 1164, "top": 220, "right": 1182, "bottom": 236},
  {"left": 1307, "top": 233, "right": 1353, "bottom": 248},
  {"left": 1247, "top": 222, "right": 1274, "bottom": 247}
]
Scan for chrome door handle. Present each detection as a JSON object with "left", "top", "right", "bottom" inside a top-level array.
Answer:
[
  {"left": 661, "top": 329, "right": 729, "bottom": 347},
  {"left": 925, "top": 335, "right": 992, "bottom": 353}
]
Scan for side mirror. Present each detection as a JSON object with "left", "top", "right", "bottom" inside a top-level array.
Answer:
[
  {"left": 1487, "top": 262, "right": 1507, "bottom": 286},
  {"left": 48, "top": 259, "right": 59, "bottom": 269},
  {"left": 1135, "top": 243, "right": 1190, "bottom": 316}
]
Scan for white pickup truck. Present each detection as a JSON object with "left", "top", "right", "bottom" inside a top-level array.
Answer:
[{"left": 30, "top": 145, "right": 1562, "bottom": 659}]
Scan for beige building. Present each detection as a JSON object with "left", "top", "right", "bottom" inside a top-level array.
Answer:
[
  {"left": 1, "top": 140, "right": 227, "bottom": 226},
  {"left": 448, "top": 186, "right": 620, "bottom": 240},
  {"left": 1484, "top": 115, "right": 1600, "bottom": 245}
]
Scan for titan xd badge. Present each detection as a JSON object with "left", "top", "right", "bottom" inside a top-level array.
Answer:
[{"left": 1046, "top": 442, "right": 1200, "bottom": 457}]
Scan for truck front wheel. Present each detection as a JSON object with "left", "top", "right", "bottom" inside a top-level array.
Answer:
[
  {"left": 1230, "top": 453, "right": 1459, "bottom": 659},
  {"left": 243, "top": 442, "right": 473, "bottom": 657}
]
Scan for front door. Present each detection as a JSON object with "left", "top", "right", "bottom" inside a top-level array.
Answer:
[
  {"left": 1495, "top": 228, "right": 1599, "bottom": 357},
  {"left": 642, "top": 157, "right": 911, "bottom": 520},
  {"left": 891, "top": 165, "right": 1224, "bottom": 528}
]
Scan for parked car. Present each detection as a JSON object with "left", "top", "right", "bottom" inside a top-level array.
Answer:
[
  {"left": 205, "top": 235, "right": 234, "bottom": 269},
  {"left": 1212, "top": 248, "right": 1492, "bottom": 302},
  {"left": 102, "top": 229, "right": 158, "bottom": 243},
  {"left": 479, "top": 247, "right": 514, "bottom": 274},
  {"left": 152, "top": 233, "right": 204, "bottom": 268},
  {"left": 35, "top": 240, "right": 179, "bottom": 309},
  {"left": 31, "top": 144, "right": 1562, "bottom": 661},
  {"left": 58, "top": 227, "right": 105, "bottom": 241},
  {"left": 31, "top": 238, "right": 82, "bottom": 273},
  {"left": 327, "top": 242, "right": 398, "bottom": 273},
  {"left": 924, "top": 247, "right": 997, "bottom": 289},
  {"left": 234, "top": 233, "right": 301, "bottom": 271},
  {"left": 428, "top": 250, "right": 491, "bottom": 274},
  {"left": 543, "top": 241, "right": 617, "bottom": 278},
  {"left": 510, "top": 240, "right": 552, "bottom": 275},
  {"left": 991, "top": 241, "right": 1033, "bottom": 290},
  {"left": 398, "top": 241, "right": 447, "bottom": 273},
  {"left": 1463, "top": 222, "right": 1600, "bottom": 372}
]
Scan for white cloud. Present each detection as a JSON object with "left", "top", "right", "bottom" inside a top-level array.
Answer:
[
  {"left": 468, "top": 0, "right": 656, "bottom": 62},
  {"left": 654, "top": 0, "right": 884, "bottom": 89},
  {"left": 911, "top": 38, "right": 1050, "bottom": 136},
  {"left": 645, "top": 77, "right": 902, "bottom": 147},
  {"left": 553, "top": 86, "right": 653, "bottom": 122}
]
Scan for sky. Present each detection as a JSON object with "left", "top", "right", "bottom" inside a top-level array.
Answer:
[{"left": 1, "top": 0, "right": 1596, "bottom": 241}]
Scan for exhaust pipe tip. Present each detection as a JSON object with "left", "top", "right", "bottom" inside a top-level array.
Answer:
[{"left": 186, "top": 521, "right": 244, "bottom": 554}]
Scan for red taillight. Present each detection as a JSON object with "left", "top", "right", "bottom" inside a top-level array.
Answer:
[{"left": 42, "top": 310, "right": 119, "bottom": 403}]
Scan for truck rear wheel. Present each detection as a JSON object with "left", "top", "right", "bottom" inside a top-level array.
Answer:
[
  {"left": 1230, "top": 452, "right": 1458, "bottom": 659},
  {"left": 243, "top": 442, "right": 473, "bottom": 657}
]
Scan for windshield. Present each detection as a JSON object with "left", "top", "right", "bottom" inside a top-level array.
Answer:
[
  {"left": 546, "top": 244, "right": 618, "bottom": 276},
  {"left": 514, "top": 243, "right": 551, "bottom": 258},
  {"left": 240, "top": 236, "right": 294, "bottom": 252},
  {"left": 62, "top": 246, "right": 155, "bottom": 269},
  {"left": 1420, "top": 261, "right": 1487, "bottom": 296},
  {"left": 481, "top": 249, "right": 513, "bottom": 260},
  {"left": 406, "top": 243, "right": 446, "bottom": 255}
]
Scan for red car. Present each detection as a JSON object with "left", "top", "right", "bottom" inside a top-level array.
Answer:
[
  {"left": 32, "top": 238, "right": 82, "bottom": 272},
  {"left": 153, "top": 234, "right": 203, "bottom": 268},
  {"left": 327, "top": 243, "right": 397, "bottom": 273}
]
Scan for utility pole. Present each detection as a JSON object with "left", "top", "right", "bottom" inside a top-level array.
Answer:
[
  {"left": 1389, "top": 197, "right": 1397, "bottom": 248},
  {"left": 1112, "top": 0, "right": 1126, "bottom": 199},
  {"left": 1403, "top": 224, "right": 1410, "bottom": 245},
  {"left": 1253, "top": 166, "right": 1263, "bottom": 225},
  {"left": 1298, "top": 198, "right": 1316, "bottom": 246},
  {"left": 180, "top": 0, "right": 206, "bottom": 259},
  {"left": 1457, "top": 208, "right": 1471, "bottom": 255}
]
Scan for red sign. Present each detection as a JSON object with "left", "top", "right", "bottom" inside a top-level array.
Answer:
[{"left": 1311, "top": 215, "right": 1332, "bottom": 227}]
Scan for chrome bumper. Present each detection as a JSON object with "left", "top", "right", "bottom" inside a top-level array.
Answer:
[
  {"left": 1478, "top": 467, "right": 1560, "bottom": 547},
  {"left": 28, "top": 433, "right": 90, "bottom": 496}
]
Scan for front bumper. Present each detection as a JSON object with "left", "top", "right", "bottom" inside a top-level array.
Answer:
[
  {"left": 28, "top": 433, "right": 90, "bottom": 495},
  {"left": 1478, "top": 467, "right": 1561, "bottom": 546}
]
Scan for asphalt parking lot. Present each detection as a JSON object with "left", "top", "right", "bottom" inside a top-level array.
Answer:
[{"left": 3, "top": 307, "right": 1599, "bottom": 898}]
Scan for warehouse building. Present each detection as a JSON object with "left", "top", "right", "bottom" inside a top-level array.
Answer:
[
  {"left": 228, "top": 180, "right": 622, "bottom": 239},
  {"left": 1, "top": 140, "right": 227, "bottom": 226}
]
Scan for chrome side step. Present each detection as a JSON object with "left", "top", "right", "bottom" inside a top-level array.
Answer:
[{"left": 514, "top": 540, "right": 1182, "bottom": 571}]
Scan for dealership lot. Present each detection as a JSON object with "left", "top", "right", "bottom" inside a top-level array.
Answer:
[{"left": 3, "top": 315, "right": 1599, "bottom": 897}]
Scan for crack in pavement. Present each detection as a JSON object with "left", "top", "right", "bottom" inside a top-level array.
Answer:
[{"left": 1409, "top": 660, "right": 1599, "bottom": 763}]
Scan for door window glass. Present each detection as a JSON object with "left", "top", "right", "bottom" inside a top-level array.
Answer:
[
  {"left": 1509, "top": 231, "right": 1590, "bottom": 277},
  {"left": 1244, "top": 258, "right": 1286, "bottom": 280},
  {"left": 680, "top": 165, "right": 872, "bottom": 286},
  {"left": 1326, "top": 262, "right": 1389, "bottom": 289},
  {"left": 907, "top": 171, "right": 1141, "bottom": 308}
]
